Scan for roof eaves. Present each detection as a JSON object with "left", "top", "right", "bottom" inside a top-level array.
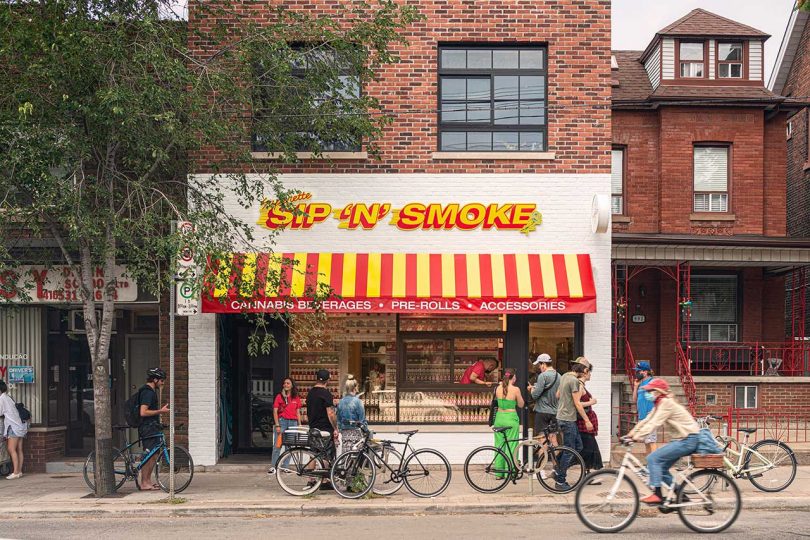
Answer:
[{"left": 769, "top": 5, "right": 809, "bottom": 93}]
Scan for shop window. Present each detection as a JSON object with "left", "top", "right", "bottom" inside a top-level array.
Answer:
[
  {"left": 252, "top": 46, "right": 361, "bottom": 152},
  {"left": 693, "top": 146, "right": 729, "bottom": 212},
  {"left": 611, "top": 147, "right": 624, "bottom": 214},
  {"left": 688, "top": 275, "right": 738, "bottom": 342},
  {"left": 717, "top": 42, "right": 743, "bottom": 78},
  {"left": 679, "top": 41, "right": 705, "bottom": 78},
  {"left": 734, "top": 385, "right": 757, "bottom": 409},
  {"left": 438, "top": 46, "right": 547, "bottom": 151}
]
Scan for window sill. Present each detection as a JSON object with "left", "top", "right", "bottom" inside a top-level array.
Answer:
[
  {"left": 690, "top": 213, "right": 736, "bottom": 222},
  {"left": 612, "top": 215, "right": 631, "bottom": 223},
  {"left": 432, "top": 151, "right": 556, "bottom": 160},
  {"left": 251, "top": 151, "right": 368, "bottom": 160}
]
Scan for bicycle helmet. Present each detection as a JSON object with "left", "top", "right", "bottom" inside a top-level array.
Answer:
[{"left": 147, "top": 367, "right": 167, "bottom": 380}]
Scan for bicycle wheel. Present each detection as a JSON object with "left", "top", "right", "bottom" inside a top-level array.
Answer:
[
  {"left": 155, "top": 446, "right": 195, "bottom": 493},
  {"left": 402, "top": 448, "right": 452, "bottom": 498},
  {"left": 677, "top": 469, "right": 741, "bottom": 533},
  {"left": 463, "top": 446, "right": 511, "bottom": 494},
  {"left": 575, "top": 469, "right": 639, "bottom": 534},
  {"left": 537, "top": 446, "right": 585, "bottom": 494},
  {"left": 331, "top": 450, "right": 376, "bottom": 499},
  {"left": 83, "top": 448, "right": 129, "bottom": 492},
  {"left": 371, "top": 444, "right": 404, "bottom": 496},
  {"left": 275, "top": 448, "right": 324, "bottom": 496},
  {"left": 745, "top": 440, "right": 797, "bottom": 492}
]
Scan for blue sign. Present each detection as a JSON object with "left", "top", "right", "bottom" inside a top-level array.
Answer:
[{"left": 8, "top": 366, "right": 34, "bottom": 384}]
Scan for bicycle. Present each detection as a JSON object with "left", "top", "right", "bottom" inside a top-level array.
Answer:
[
  {"left": 463, "top": 420, "right": 586, "bottom": 494},
  {"left": 274, "top": 426, "right": 337, "bottom": 496},
  {"left": 83, "top": 424, "right": 194, "bottom": 493},
  {"left": 689, "top": 415, "right": 797, "bottom": 493},
  {"left": 575, "top": 439, "right": 741, "bottom": 534},
  {"left": 331, "top": 423, "right": 452, "bottom": 499}
]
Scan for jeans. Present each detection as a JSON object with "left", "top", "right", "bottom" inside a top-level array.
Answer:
[
  {"left": 646, "top": 433, "right": 700, "bottom": 488},
  {"left": 556, "top": 420, "right": 583, "bottom": 484},
  {"left": 271, "top": 417, "right": 298, "bottom": 467}
]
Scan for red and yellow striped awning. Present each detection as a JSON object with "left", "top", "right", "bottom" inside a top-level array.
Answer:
[{"left": 202, "top": 253, "right": 596, "bottom": 314}]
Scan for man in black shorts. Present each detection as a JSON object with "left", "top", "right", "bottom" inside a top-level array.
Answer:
[
  {"left": 138, "top": 367, "right": 169, "bottom": 490},
  {"left": 306, "top": 369, "right": 338, "bottom": 489}
]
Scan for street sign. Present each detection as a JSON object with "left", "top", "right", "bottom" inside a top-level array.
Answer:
[{"left": 175, "top": 220, "right": 199, "bottom": 318}]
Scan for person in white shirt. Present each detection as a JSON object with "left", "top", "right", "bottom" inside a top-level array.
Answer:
[{"left": 0, "top": 380, "right": 27, "bottom": 479}]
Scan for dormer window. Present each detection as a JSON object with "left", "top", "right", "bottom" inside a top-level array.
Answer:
[
  {"left": 717, "top": 42, "right": 743, "bottom": 78},
  {"left": 679, "top": 42, "right": 704, "bottom": 78}
]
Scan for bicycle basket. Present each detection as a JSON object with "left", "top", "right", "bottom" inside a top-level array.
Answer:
[
  {"left": 282, "top": 430, "right": 309, "bottom": 448},
  {"left": 691, "top": 453, "right": 724, "bottom": 468}
]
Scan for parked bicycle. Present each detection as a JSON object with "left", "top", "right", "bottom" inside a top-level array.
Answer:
[
  {"left": 274, "top": 426, "right": 337, "bottom": 496},
  {"left": 83, "top": 424, "right": 194, "bottom": 493},
  {"left": 331, "top": 422, "right": 452, "bottom": 499},
  {"left": 575, "top": 438, "right": 741, "bottom": 534},
  {"left": 688, "top": 415, "right": 797, "bottom": 493},
  {"left": 463, "top": 420, "right": 586, "bottom": 494}
]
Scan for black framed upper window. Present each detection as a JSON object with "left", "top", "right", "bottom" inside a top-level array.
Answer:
[{"left": 438, "top": 46, "right": 547, "bottom": 152}]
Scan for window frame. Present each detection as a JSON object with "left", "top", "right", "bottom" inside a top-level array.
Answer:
[
  {"left": 693, "top": 143, "right": 732, "bottom": 214},
  {"left": 677, "top": 40, "right": 707, "bottom": 80},
  {"left": 734, "top": 385, "right": 758, "bottom": 409},
  {"left": 437, "top": 45, "right": 548, "bottom": 152},
  {"left": 688, "top": 273, "right": 741, "bottom": 343},
  {"left": 716, "top": 41, "right": 744, "bottom": 79},
  {"left": 611, "top": 146, "right": 626, "bottom": 215}
]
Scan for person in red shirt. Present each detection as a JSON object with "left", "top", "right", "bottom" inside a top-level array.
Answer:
[
  {"left": 268, "top": 377, "right": 303, "bottom": 474},
  {"left": 460, "top": 358, "right": 498, "bottom": 385}
]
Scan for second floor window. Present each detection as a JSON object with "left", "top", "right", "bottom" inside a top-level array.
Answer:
[
  {"left": 680, "top": 42, "right": 704, "bottom": 78},
  {"left": 694, "top": 146, "right": 729, "bottom": 212},
  {"left": 718, "top": 43, "right": 743, "bottom": 78},
  {"left": 438, "top": 46, "right": 547, "bottom": 152},
  {"left": 611, "top": 148, "right": 624, "bottom": 214}
]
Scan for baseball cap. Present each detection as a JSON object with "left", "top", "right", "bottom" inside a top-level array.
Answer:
[
  {"left": 572, "top": 357, "right": 592, "bottom": 370},
  {"left": 533, "top": 353, "right": 552, "bottom": 366},
  {"left": 634, "top": 361, "right": 652, "bottom": 372},
  {"left": 316, "top": 369, "right": 331, "bottom": 381}
]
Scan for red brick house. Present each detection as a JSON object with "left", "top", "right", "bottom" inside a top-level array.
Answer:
[{"left": 611, "top": 9, "right": 810, "bottom": 437}]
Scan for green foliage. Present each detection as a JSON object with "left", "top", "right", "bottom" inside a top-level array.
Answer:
[{"left": 799, "top": 0, "right": 809, "bottom": 12}]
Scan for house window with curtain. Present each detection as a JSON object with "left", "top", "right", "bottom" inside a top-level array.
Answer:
[
  {"left": 680, "top": 41, "right": 704, "bottom": 78},
  {"left": 694, "top": 146, "right": 729, "bottom": 212},
  {"left": 689, "top": 275, "right": 738, "bottom": 342},
  {"left": 438, "top": 46, "right": 547, "bottom": 152},
  {"left": 611, "top": 148, "right": 624, "bottom": 214}
]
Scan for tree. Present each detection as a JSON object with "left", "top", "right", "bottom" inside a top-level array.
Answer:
[
  {"left": 800, "top": 0, "right": 809, "bottom": 12},
  {"left": 0, "top": 0, "right": 419, "bottom": 496}
]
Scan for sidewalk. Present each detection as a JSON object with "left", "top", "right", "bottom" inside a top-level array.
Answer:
[{"left": 3, "top": 466, "right": 810, "bottom": 518}]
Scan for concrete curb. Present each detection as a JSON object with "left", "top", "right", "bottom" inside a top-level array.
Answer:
[{"left": 6, "top": 496, "right": 810, "bottom": 519}]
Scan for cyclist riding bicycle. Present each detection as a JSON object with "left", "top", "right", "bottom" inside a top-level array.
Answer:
[{"left": 626, "top": 378, "right": 721, "bottom": 504}]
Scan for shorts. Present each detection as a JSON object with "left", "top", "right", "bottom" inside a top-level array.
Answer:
[
  {"left": 6, "top": 425, "right": 27, "bottom": 438},
  {"left": 643, "top": 430, "right": 658, "bottom": 444},
  {"left": 138, "top": 423, "right": 163, "bottom": 452},
  {"left": 534, "top": 412, "right": 557, "bottom": 436}
]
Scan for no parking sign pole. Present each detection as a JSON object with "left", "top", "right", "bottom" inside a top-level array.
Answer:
[{"left": 169, "top": 221, "right": 177, "bottom": 499}]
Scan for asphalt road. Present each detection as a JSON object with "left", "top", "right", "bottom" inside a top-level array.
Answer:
[{"left": 2, "top": 510, "right": 809, "bottom": 539}]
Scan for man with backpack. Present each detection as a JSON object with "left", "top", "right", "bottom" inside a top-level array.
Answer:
[
  {"left": 528, "top": 353, "right": 560, "bottom": 445},
  {"left": 130, "top": 367, "right": 169, "bottom": 490}
]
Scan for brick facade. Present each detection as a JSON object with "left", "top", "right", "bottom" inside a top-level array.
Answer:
[
  {"left": 189, "top": 0, "right": 611, "bottom": 176},
  {"left": 24, "top": 428, "right": 66, "bottom": 473},
  {"left": 695, "top": 379, "right": 810, "bottom": 416}
]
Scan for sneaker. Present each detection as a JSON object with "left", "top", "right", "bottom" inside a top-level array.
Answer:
[
  {"left": 588, "top": 478, "right": 603, "bottom": 486},
  {"left": 5, "top": 473, "right": 21, "bottom": 480},
  {"left": 555, "top": 482, "right": 572, "bottom": 491},
  {"left": 640, "top": 493, "right": 663, "bottom": 505},
  {"left": 267, "top": 467, "right": 276, "bottom": 475}
]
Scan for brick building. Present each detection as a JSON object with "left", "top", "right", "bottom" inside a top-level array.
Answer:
[
  {"left": 610, "top": 8, "right": 810, "bottom": 437},
  {"left": 184, "top": 0, "right": 612, "bottom": 466}
]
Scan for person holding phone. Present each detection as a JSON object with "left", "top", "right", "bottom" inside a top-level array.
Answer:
[{"left": 138, "top": 367, "right": 169, "bottom": 490}]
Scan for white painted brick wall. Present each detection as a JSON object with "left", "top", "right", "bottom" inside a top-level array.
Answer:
[
  {"left": 189, "top": 173, "right": 612, "bottom": 463},
  {"left": 188, "top": 313, "right": 219, "bottom": 466}
]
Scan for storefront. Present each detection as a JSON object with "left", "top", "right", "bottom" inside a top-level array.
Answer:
[{"left": 187, "top": 173, "right": 612, "bottom": 465}]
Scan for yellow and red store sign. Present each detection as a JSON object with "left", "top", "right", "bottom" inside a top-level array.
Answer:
[
  {"left": 258, "top": 193, "right": 543, "bottom": 235},
  {"left": 202, "top": 252, "right": 596, "bottom": 315}
]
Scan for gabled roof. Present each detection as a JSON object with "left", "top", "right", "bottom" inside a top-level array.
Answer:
[
  {"left": 641, "top": 8, "right": 770, "bottom": 63},
  {"left": 657, "top": 8, "right": 770, "bottom": 38},
  {"left": 769, "top": 4, "right": 809, "bottom": 94},
  {"left": 611, "top": 51, "right": 653, "bottom": 104}
]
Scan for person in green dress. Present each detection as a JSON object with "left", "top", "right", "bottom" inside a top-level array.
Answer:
[{"left": 493, "top": 368, "right": 524, "bottom": 478}]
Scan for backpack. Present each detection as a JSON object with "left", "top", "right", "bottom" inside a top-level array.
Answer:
[
  {"left": 15, "top": 402, "right": 31, "bottom": 423},
  {"left": 123, "top": 387, "right": 145, "bottom": 428}
]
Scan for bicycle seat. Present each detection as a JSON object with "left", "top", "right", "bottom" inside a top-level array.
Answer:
[
  {"left": 492, "top": 426, "right": 510, "bottom": 433},
  {"left": 737, "top": 427, "right": 757, "bottom": 434},
  {"left": 398, "top": 429, "right": 419, "bottom": 436}
]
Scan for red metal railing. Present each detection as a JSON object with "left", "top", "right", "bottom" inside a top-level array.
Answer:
[
  {"left": 690, "top": 342, "right": 809, "bottom": 376},
  {"left": 725, "top": 407, "right": 810, "bottom": 443},
  {"left": 676, "top": 343, "right": 697, "bottom": 414}
]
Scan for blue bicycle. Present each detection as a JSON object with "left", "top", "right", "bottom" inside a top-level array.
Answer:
[{"left": 83, "top": 424, "right": 194, "bottom": 493}]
